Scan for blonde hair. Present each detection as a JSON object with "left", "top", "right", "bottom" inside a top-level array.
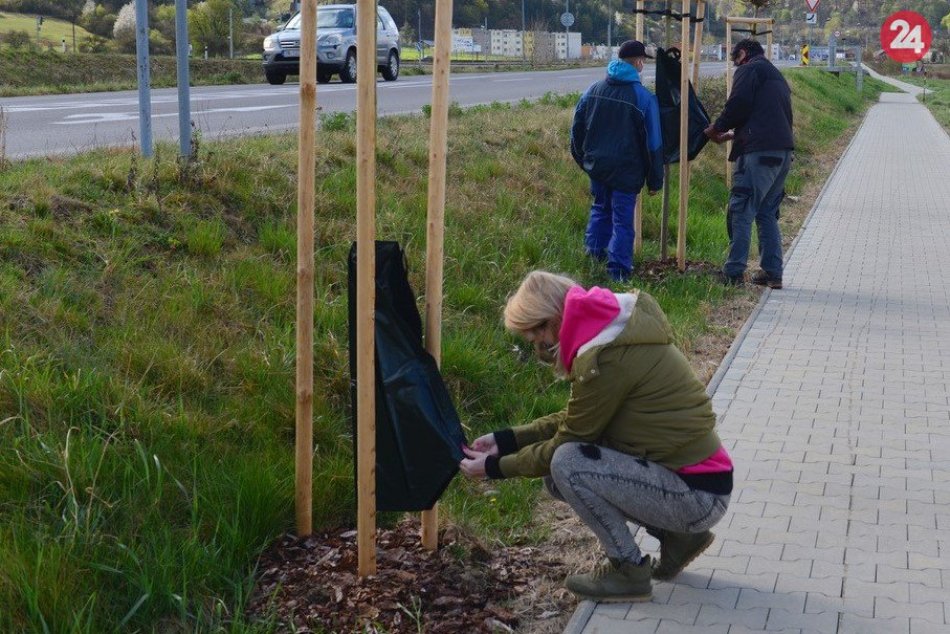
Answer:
[{"left": 503, "top": 270, "right": 578, "bottom": 336}]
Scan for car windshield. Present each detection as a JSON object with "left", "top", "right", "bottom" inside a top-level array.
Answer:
[{"left": 284, "top": 8, "right": 355, "bottom": 30}]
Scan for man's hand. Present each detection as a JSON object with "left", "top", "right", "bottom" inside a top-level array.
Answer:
[
  {"left": 703, "top": 124, "right": 733, "bottom": 145},
  {"left": 470, "top": 433, "right": 499, "bottom": 456},
  {"left": 460, "top": 446, "right": 489, "bottom": 479}
]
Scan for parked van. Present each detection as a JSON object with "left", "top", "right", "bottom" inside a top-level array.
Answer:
[{"left": 262, "top": 4, "right": 400, "bottom": 85}]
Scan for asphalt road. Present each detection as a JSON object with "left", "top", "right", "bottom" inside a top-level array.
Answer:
[{"left": 3, "top": 62, "right": 754, "bottom": 160}]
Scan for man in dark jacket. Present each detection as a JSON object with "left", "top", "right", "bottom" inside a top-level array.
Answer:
[
  {"left": 571, "top": 40, "right": 664, "bottom": 282},
  {"left": 705, "top": 39, "right": 794, "bottom": 289}
]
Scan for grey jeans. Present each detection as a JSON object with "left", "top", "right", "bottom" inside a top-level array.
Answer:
[{"left": 546, "top": 443, "right": 730, "bottom": 564}]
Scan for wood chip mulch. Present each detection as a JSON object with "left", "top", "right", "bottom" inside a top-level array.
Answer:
[
  {"left": 636, "top": 258, "right": 720, "bottom": 283},
  {"left": 246, "top": 518, "right": 564, "bottom": 634}
]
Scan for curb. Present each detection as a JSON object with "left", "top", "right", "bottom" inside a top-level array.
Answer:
[{"left": 562, "top": 76, "right": 880, "bottom": 634}]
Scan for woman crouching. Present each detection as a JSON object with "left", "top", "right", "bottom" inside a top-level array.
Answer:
[{"left": 459, "top": 270, "right": 733, "bottom": 602}]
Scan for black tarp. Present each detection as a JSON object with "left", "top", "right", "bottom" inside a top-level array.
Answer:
[
  {"left": 348, "top": 241, "right": 467, "bottom": 512},
  {"left": 654, "top": 47, "right": 711, "bottom": 165}
]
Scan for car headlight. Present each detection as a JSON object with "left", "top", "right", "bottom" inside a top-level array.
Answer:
[
  {"left": 263, "top": 35, "right": 280, "bottom": 51},
  {"left": 320, "top": 34, "right": 342, "bottom": 47}
]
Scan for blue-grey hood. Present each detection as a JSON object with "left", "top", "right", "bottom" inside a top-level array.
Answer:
[{"left": 607, "top": 59, "right": 641, "bottom": 84}]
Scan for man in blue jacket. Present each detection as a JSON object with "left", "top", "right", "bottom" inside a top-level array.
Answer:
[
  {"left": 704, "top": 39, "right": 794, "bottom": 289},
  {"left": 571, "top": 40, "right": 664, "bottom": 282}
]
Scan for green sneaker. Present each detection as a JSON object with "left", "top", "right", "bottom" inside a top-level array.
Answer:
[
  {"left": 565, "top": 557, "right": 653, "bottom": 602},
  {"left": 651, "top": 530, "right": 715, "bottom": 581}
]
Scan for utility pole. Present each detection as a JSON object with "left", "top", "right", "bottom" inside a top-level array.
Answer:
[
  {"left": 229, "top": 6, "right": 234, "bottom": 59},
  {"left": 607, "top": 0, "right": 612, "bottom": 48},
  {"left": 521, "top": 0, "right": 526, "bottom": 60},
  {"left": 418, "top": 7, "right": 422, "bottom": 57}
]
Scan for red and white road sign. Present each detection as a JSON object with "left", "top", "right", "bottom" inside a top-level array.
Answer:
[
  {"left": 805, "top": 0, "right": 819, "bottom": 12},
  {"left": 881, "top": 11, "right": 932, "bottom": 63}
]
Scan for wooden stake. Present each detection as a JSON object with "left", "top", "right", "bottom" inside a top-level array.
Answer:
[
  {"left": 725, "top": 22, "right": 733, "bottom": 190},
  {"left": 692, "top": 1, "right": 705, "bottom": 89},
  {"left": 660, "top": 0, "right": 672, "bottom": 260},
  {"left": 356, "top": 0, "right": 378, "bottom": 578},
  {"left": 676, "top": 0, "right": 690, "bottom": 272},
  {"left": 295, "top": 0, "right": 317, "bottom": 540},
  {"left": 634, "top": 0, "right": 644, "bottom": 255},
  {"left": 767, "top": 22, "right": 774, "bottom": 61},
  {"left": 421, "top": 0, "right": 454, "bottom": 553}
]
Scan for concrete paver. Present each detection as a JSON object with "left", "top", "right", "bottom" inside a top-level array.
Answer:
[{"left": 566, "top": 81, "right": 950, "bottom": 632}]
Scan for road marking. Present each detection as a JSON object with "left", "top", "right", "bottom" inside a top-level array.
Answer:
[{"left": 54, "top": 104, "right": 294, "bottom": 125}]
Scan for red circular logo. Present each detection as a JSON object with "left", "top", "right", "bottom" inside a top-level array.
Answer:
[{"left": 881, "top": 11, "right": 932, "bottom": 63}]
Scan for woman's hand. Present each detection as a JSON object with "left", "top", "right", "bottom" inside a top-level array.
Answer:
[
  {"left": 459, "top": 446, "right": 489, "bottom": 479},
  {"left": 470, "top": 433, "right": 498, "bottom": 456}
]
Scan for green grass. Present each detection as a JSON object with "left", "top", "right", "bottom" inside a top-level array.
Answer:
[
  {"left": 0, "top": 50, "right": 265, "bottom": 96},
  {"left": 903, "top": 75, "right": 950, "bottom": 133},
  {"left": 0, "top": 69, "right": 887, "bottom": 632},
  {"left": 0, "top": 11, "right": 93, "bottom": 48}
]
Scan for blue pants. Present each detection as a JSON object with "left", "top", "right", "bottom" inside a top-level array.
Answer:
[
  {"left": 724, "top": 150, "right": 792, "bottom": 279},
  {"left": 585, "top": 180, "right": 637, "bottom": 281}
]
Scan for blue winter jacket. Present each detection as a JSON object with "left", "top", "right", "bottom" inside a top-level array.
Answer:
[{"left": 570, "top": 60, "right": 664, "bottom": 194}]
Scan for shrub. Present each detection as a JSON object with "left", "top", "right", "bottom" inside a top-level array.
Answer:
[{"left": 4, "top": 30, "right": 33, "bottom": 50}]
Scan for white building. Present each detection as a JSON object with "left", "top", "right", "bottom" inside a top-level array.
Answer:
[{"left": 490, "top": 29, "right": 523, "bottom": 57}]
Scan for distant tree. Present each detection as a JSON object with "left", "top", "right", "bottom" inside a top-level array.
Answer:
[
  {"left": 190, "top": 0, "right": 241, "bottom": 57},
  {"left": 80, "top": 3, "right": 117, "bottom": 38},
  {"left": 113, "top": 1, "right": 136, "bottom": 53}
]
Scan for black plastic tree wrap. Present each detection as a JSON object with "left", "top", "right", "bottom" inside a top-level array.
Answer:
[
  {"left": 348, "top": 241, "right": 467, "bottom": 512},
  {"left": 654, "top": 47, "right": 712, "bottom": 165}
]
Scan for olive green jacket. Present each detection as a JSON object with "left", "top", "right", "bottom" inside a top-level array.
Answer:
[{"left": 496, "top": 291, "right": 720, "bottom": 478}]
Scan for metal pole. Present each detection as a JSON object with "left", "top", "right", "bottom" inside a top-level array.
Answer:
[
  {"left": 295, "top": 0, "right": 318, "bottom": 540},
  {"left": 522, "top": 0, "right": 526, "bottom": 60},
  {"left": 607, "top": 0, "right": 611, "bottom": 48},
  {"left": 660, "top": 0, "right": 672, "bottom": 260},
  {"left": 725, "top": 21, "right": 732, "bottom": 190},
  {"left": 175, "top": 0, "right": 191, "bottom": 158},
  {"left": 856, "top": 46, "right": 863, "bottom": 92},
  {"left": 229, "top": 7, "right": 234, "bottom": 59},
  {"left": 134, "top": 0, "right": 152, "bottom": 158},
  {"left": 356, "top": 0, "right": 378, "bottom": 579}
]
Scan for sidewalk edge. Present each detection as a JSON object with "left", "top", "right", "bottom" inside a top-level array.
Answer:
[
  {"left": 562, "top": 81, "right": 876, "bottom": 634},
  {"left": 562, "top": 600, "right": 596, "bottom": 634}
]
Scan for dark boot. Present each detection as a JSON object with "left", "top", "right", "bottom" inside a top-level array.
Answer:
[
  {"left": 651, "top": 531, "right": 715, "bottom": 581},
  {"left": 565, "top": 557, "right": 653, "bottom": 602}
]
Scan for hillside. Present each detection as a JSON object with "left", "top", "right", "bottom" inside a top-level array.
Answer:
[{"left": 0, "top": 10, "right": 92, "bottom": 49}]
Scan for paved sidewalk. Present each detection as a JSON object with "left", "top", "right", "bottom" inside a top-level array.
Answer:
[{"left": 565, "top": 89, "right": 950, "bottom": 632}]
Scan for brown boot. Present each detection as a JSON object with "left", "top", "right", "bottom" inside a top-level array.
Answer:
[
  {"left": 565, "top": 557, "right": 653, "bottom": 602},
  {"left": 651, "top": 531, "right": 715, "bottom": 581}
]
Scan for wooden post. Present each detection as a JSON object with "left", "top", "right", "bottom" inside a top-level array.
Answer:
[
  {"left": 295, "top": 0, "right": 317, "bottom": 539},
  {"left": 725, "top": 21, "right": 733, "bottom": 190},
  {"left": 692, "top": 0, "right": 705, "bottom": 88},
  {"left": 634, "top": 0, "right": 644, "bottom": 256},
  {"left": 356, "top": 0, "right": 378, "bottom": 578},
  {"left": 766, "top": 21, "right": 773, "bottom": 61},
  {"left": 660, "top": 0, "right": 672, "bottom": 261},
  {"left": 421, "top": 0, "right": 454, "bottom": 553},
  {"left": 676, "top": 0, "right": 690, "bottom": 271}
]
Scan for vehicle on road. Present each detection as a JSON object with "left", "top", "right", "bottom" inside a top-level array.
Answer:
[{"left": 262, "top": 4, "right": 400, "bottom": 85}]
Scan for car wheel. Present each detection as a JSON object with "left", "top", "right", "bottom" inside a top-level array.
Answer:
[
  {"left": 340, "top": 49, "right": 357, "bottom": 83},
  {"left": 265, "top": 70, "right": 287, "bottom": 85},
  {"left": 381, "top": 50, "right": 399, "bottom": 81},
  {"left": 317, "top": 70, "right": 332, "bottom": 84}
]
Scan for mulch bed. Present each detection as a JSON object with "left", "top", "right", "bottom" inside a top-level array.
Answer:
[
  {"left": 246, "top": 518, "right": 564, "bottom": 633},
  {"left": 636, "top": 258, "right": 719, "bottom": 284}
]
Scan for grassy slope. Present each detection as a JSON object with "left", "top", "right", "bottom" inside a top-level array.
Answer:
[
  {"left": 906, "top": 76, "right": 950, "bottom": 133},
  {"left": 0, "top": 69, "right": 887, "bottom": 631},
  {"left": 0, "top": 51, "right": 265, "bottom": 96},
  {"left": 0, "top": 11, "right": 92, "bottom": 46}
]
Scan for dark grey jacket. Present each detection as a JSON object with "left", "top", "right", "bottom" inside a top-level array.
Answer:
[{"left": 714, "top": 55, "right": 794, "bottom": 161}]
